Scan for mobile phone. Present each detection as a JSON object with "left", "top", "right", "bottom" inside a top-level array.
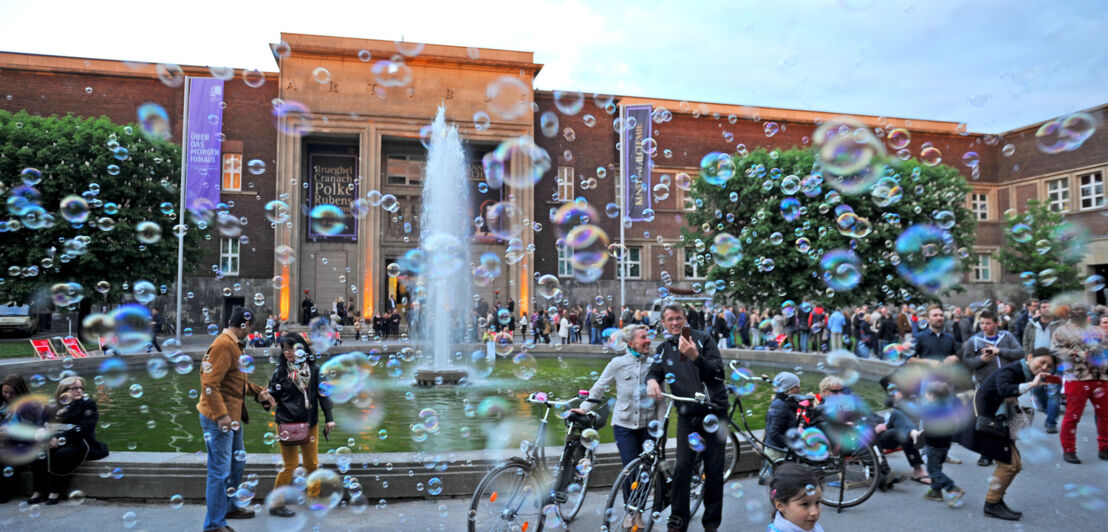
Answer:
[
  {"left": 681, "top": 326, "right": 692, "bottom": 339},
  {"left": 1041, "top": 374, "right": 1062, "bottom": 385}
]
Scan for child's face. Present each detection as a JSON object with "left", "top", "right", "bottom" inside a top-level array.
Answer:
[{"left": 775, "top": 487, "right": 822, "bottom": 530}]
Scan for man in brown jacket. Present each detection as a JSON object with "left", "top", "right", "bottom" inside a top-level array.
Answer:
[
  {"left": 198, "top": 307, "right": 274, "bottom": 532},
  {"left": 897, "top": 304, "right": 913, "bottom": 341}
]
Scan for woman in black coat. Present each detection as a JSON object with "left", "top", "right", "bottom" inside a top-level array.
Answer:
[
  {"left": 27, "top": 376, "right": 109, "bottom": 505},
  {"left": 957, "top": 347, "right": 1055, "bottom": 521},
  {"left": 267, "top": 332, "right": 334, "bottom": 518}
]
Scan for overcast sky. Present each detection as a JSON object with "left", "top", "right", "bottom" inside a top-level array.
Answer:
[{"left": 1, "top": 0, "right": 1103, "bottom": 133}]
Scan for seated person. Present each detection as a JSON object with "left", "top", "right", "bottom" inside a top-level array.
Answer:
[
  {"left": 765, "top": 371, "right": 803, "bottom": 462},
  {"left": 27, "top": 376, "right": 109, "bottom": 505},
  {"left": 873, "top": 377, "right": 929, "bottom": 484}
]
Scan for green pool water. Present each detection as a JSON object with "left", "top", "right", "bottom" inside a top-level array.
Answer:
[{"left": 36, "top": 355, "right": 884, "bottom": 455}]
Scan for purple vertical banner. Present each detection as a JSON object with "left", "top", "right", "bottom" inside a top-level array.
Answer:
[
  {"left": 184, "top": 78, "right": 224, "bottom": 212},
  {"left": 621, "top": 105, "right": 652, "bottom": 221}
]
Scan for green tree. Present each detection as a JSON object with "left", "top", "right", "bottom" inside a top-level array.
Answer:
[
  {"left": 0, "top": 110, "right": 203, "bottom": 313},
  {"left": 682, "top": 147, "right": 976, "bottom": 310},
  {"left": 994, "top": 199, "right": 1084, "bottom": 299}
]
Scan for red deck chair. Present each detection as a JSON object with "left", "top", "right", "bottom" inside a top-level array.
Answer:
[
  {"left": 30, "top": 339, "right": 58, "bottom": 360},
  {"left": 61, "top": 337, "right": 90, "bottom": 358}
]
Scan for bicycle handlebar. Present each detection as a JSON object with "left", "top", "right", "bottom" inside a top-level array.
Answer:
[{"left": 527, "top": 392, "right": 581, "bottom": 408}]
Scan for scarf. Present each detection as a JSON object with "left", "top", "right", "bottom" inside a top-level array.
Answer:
[{"left": 288, "top": 360, "right": 312, "bottom": 410}]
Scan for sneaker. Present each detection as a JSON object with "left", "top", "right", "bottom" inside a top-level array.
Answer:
[
  {"left": 1045, "top": 425, "right": 1059, "bottom": 434},
  {"left": 977, "top": 457, "right": 993, "bottom": 467},
  {"left": 1099, "top": 449, "right": 1108, "bottom": 461},
  {"left": 923, "top": 489, "right": 944, "bottom": 502},
  {"left": 225, "top": 507, "right": 255, "bottom": 519},
  {"left": 1063, "top": 452, "right": 1081, "bottom": 464},
  {"left": 946, "top": 487, "right": 966, "bottom": 508},
  {"left": 944, "top": 455, "right": 962, "bottom": 464}
]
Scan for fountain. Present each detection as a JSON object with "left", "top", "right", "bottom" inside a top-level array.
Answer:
[{"left": 412, "top": 107, "right": 471, "bottom": 386}]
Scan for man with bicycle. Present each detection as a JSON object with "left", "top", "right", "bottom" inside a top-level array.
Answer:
[{"left": 647, "top": 304, "right": 727, "bottom": 532}]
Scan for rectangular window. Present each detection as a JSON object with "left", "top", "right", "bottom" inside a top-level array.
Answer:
[
  {"left": 385, "top": 155, "right": 425, "bottom": 186},
  {"left": 557, "top": 166, "right": 574, "bottom": 202},
  {"left": 1047, "top": 178, "right": 1070, "bottom": 212},
  {"left": 221, "top": 153, "right": 241, "bottom": 192},
  {"left": 971, "top": 193, "right": 989, "bottom": 221},
  {"left": 681, "top": 189, "right": 696, "bottom": 211},
  {"left": 619, "top": 247, "right": 642, "bottom": 279},
  {"left": 973, "top": 254, "right": 992, "bottom": 283},
  {"left": 1079, "top": 172, "right": 1104, "bottom": 210},
  {"left": 220, "top": 238, "right": 240, "bottom": 276},
  {"left": 557, "top": 246, "right": 572, "bottom": 278},
  {"left": 684, "top": 248, "right": 706, "bottom": 280}
]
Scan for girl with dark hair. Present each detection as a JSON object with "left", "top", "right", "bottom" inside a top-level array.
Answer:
[
  {"left": 768, "top": 463, "right": 825, "bottom": 532},
  {"left": 266, "top": 332, "right": 334, "bottom": 518},
  {"left": 1, "top": 374, "right": 31, "bottom": 420}
]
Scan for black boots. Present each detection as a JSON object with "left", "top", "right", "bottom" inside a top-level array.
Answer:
[{"left": 984, "top": 500, "right": 1021, "bottom": 520}]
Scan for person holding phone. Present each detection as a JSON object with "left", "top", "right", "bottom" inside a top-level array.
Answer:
[
  {"left": 646, "top": 304, "right": 727, "bottom": 532},
  {"left": 267, "top": 332, "right": 335, "bottom": 518}
]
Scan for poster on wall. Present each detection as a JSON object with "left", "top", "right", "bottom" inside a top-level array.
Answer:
[
  {"left": 621, "top": 104, "right": 653, "bottom": 221},
  {"left": 308, "top": 153, "right": 358, "bottom": 241}
]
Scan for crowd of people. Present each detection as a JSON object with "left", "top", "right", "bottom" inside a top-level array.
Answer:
[{"left": 2, "top": 294, "right": 1105, "bottom": 531}]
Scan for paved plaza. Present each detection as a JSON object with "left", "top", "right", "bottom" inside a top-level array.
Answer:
[{"left": 1, "top": 404, "right": 1103, "bottom": 532}]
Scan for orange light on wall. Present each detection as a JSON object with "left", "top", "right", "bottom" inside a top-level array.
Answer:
[
  {"left": 279, "top": 264, "right": 290, "bottom": 321},
  {"left": 519, "top": 257, "right": 529, "bottom": 316},
  {"left": 363, "top": 250, "right": 374, "bottom": 318}
]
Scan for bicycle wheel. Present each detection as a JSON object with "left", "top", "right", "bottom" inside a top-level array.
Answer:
[
  {"left": 602, "top": 457, "right": 663, "bottom": 532},
  {"left": 722, "top": 430, "right": 741, "bottom": 481},
  {"left": 558, "top": 448, "right": 594, "bottom": 522},
  {"left": 688, "top": 459, "right": 707, "bottom": 517},
  {"left": 819, "top": 444, "right": 880, "bottom": 508},
  {"left": 468, "top": 461, "right": 546, "bottom": 532}
]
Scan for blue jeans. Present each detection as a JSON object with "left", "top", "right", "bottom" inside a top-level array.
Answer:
[
  {"left": 926, "top": 445, "right": 956, "bottom": 491},
  {"left": 1033, "top": 382, "right": 1061, "bottom": 428},
  {"left": 855, "top": 341, "right": 871, "bottom": 359},
  {"left": 589, "top": 327, "right": 600, "bottom": 345},
  {"left": 613, "top": 425, "right": 650, "bottom": 498},
  {"left": 200, "top": 413, "right": 246, "bottom": 531},
  {"left": 798, "top": 331, "right": 810, "bottom": 352}
]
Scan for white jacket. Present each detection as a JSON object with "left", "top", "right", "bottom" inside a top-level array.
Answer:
[{"left": 580, "top": 352, "right": 663, "bottom": 430}]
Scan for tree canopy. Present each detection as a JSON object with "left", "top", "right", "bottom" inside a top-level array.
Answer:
[
  {"left": 682, "top": 146, "right": 976, "bottom": 311},
  {"left": 0, "top": 110, "right": 203, "bottom": 310},
  {"left": 994, "top": 199, "right": 1086, "bottom": 299}
]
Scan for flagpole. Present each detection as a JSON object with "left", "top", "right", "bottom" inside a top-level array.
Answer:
[
  {"left": 175, "top": 76, "right": 190, "bottom": 343},
  {"left": 618, "top": 104, "right": 626, "bottom": 320}
]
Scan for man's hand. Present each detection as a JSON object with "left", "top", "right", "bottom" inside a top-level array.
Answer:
[
  {"left": 258, "top": 390, "right": 276, "bottom": 409},
  {"left": 217, "top": 414, "right": 233, "bottom": 432},
  {"left": 646, "top": 379, "right": 663, "bottom": 400},
  {"left": 874, "top": 423, "right": 888, "bottom": 434},
  {"left": 678, "top": 335, "right": 699, "bottom": 361},
  {"left": 980, "top": 347, "right": 997, "bottom": 362},
  {"left": 569, "top": 408, "right": 586, "bottom": 415}
]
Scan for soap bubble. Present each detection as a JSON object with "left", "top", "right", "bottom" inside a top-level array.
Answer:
[
  {"left": 310, "top": 204, "right": 346, "bottom": 236},
  {"left": 711, "top": 233, "right": 742, "bottom": 268},
  {"left": 886, "top": 128, "right": 910, "bottom": 149},
  {"left": 1010, "top": 223, "right": 1032, "bottom": 243},
  {"left": 319, "top": 352, "right": 374, "bottom": 403},
  {"left": 780, "top": 197, "right": 801, "bottom": 222},
  {"left": 482, "top": 137, "right": 551, "bottom": 189},
  {"left": 137, "top": 103, "right": 171, "bottom": 140},
  {"left": 1035, "top": 112, "right": 1098, "bottom": 154},
  {"left": 894, "top": 224, "right": 960, "bottom": 295},
  {"left": 800, "top": 427, "right": 830, "bottom": 461},
  {"left": 485, "top": 76, "right": 530, "bottom": 120},
  {"left": 108, "top": 304, "right": 153, "bottom": 355},
  {"left": 687, "top": 432, "right": 706, "bottom": 452},
  {"left": 511, "top": 352, "right": 537, "bottom": 380},
  {"left": 136, "top": 221, "right": 162, "bottom": 244},
  {"left": 820, "top": 249, "right": 862, "bottom": 292},
  {"left": 699, "top": 152, "right": 736, "bottom": 186}
]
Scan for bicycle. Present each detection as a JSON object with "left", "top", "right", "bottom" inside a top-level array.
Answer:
[
  {"left": 718, "top": 360, "right": 882, "bottom": 510},
  {"left": 467, "top": 391, "right": 599, "bottom": 532},
  {"left": 601, "top": 391, "right": 712, "bottom": 532}
]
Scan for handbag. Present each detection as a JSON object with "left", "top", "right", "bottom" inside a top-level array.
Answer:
[
  {"left": 278, "top": 422, "right": 310, "bottom": 445},
  {"left": 973, "top": 396, "right": 1008, "bottom": 439},
  {"left": 1008, "top": 406, "right": 1035, "bottom": 440}
]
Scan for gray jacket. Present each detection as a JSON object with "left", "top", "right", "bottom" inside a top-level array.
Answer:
[
  {"left": 961, "top": 330, "right": 1024, "bottom": 384},
  {"left": 580, "top": 352, "right": 662, "bottom": 430}
]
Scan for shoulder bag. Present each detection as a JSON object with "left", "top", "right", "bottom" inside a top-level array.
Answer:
[
  {"left": 973, "top": 395, "right": 1008, "bottom": 439},
  {"left": 279, "top": 422, "right": 310, "bottom": 445}
]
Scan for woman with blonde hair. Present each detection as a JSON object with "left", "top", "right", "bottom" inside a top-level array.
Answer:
[{"left": 26, "top": 376, "right": 109, "bottom": 505}]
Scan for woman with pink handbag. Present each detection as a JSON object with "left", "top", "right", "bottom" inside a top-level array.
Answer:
[{"left": 267, "top": 332, "right": 334, "bottom": 518}]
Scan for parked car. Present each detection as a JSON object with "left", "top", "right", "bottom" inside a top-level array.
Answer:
[{"left": 0, "top": 304, "right": 38, "bottom": 336}]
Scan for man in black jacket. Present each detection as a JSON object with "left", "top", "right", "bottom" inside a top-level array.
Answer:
[{"left": 646, "top": 304, "right": 726, "bottom": 532}]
